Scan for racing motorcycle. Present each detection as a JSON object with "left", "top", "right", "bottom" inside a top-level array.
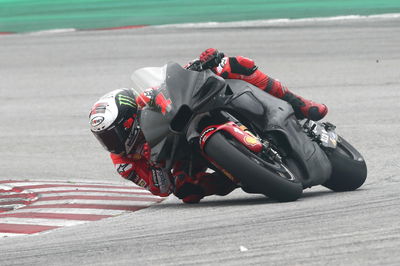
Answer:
[{"left": 131, "top": 62, "right": 367, "bottom": 202}]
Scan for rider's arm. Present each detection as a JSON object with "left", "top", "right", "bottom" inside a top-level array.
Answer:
[
  {"left": 110, "top": 152, "right": 173, "bottom": 197},
  {"left": 198, "top": 48, "right": 287, "bottom": 93},
  {"left": 213, "top": 56, "right": 270, "bottom": 90}
]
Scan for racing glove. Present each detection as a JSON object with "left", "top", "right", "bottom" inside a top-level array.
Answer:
[
  {"left": 173, "top": 170, "right": 205, "bottom": 204},
  {"left": 199, "top": 48, "right": 225, "bottom": 70}
]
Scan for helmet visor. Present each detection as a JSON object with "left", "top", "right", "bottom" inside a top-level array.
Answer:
[
  {"left": 93, "top": 125, "right": 127, "bottom": 154},
  {"left": 93, "top": 117, "right": 143, "bottom": 155}
]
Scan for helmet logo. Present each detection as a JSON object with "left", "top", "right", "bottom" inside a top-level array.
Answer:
[
  {"left": 118, "top": 94, "right": 136, "bottom": 108},
  {"left": 90, "top": 102, "right": 107, "bottom": 115},
  {"left": 90, "top": 116, "right": 105, "bottom": 127}
]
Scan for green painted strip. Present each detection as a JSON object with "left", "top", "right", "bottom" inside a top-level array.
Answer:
[{"left": 1, "top": 0, "right": 400, "bottom": 33}]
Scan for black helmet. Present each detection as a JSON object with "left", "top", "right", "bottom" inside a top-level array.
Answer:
[{"left": 89, "top": 89, "right": 143, "bottom": 154}]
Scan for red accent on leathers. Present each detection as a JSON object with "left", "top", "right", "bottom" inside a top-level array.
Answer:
[
  {"left": 173, "top": 169, "right": 237, "bottom": 203},
  {"left": 214, "top": 56, "right": 268, "bottom": 89},
  {"left": 110, "top": 144, "right": 236, "bottom": 202},
  {"left": 110, "top": 152, "right": 173, "bottom": 197}
]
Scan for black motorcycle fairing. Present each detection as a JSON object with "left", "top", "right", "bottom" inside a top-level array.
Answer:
[
  {"left": 162, "top": 62, "right": 226, "bottom": 119},
  {"left": 139, "top": 108, "right": 172, "bottom": 160},
  {"left": 139, "top": 62, "right": 331, "bottom": 187},
  {"left": 223, "top": 80, "right": 332, "bottom": 187},
  {"left": 140, "top": 108, "right": 170, "bottom": 147},
  {"left": 265, "top": 119, "right": 332, "bottom": 187},
  {"left": 139, "top": 62, "right": 227, "bottom": 163},
  {"left": 184, "top": 81, "right": 268, "bottom": 143},
  {"left": 226, "top": 91, "right": 266, "bottom": 132}
]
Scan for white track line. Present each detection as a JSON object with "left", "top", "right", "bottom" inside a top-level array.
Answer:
[
  {"left": 26, "top": 28, "right": 77, "bottom": 35},
  {"left": 0, "top": 192, "right": 35, "bottom": 196},
  {"left": 0, "top": 184, "right": 14, "bottom": 190},
  {"left": 0, "top": 233, "right": 24, "bottom": 237},
  {"left": 0, "top": 181, "right": 144, "bottom": 188},
  {"left": 154, "top": 13, "right": 400, "bottom": 29},
  {"left": 40, "top": 192, "right": 160, "bottom": 198},
  {"left": 0, "top": 204, "right": 26, "bottom": 209},
  {"left": 29, "top": 199, "right": 159, "bottom": 206},
  {"left": 0, "top": 217, "right": 88, "bottom": 227},
  {"left": 1, "top": 182, "right": 143, "bottom": 189},
  {"left": 0, "top": 198, "right": 29, "bottom": 203},
  {"left": 27, "top": 187, "right": 147, "bottom": 193},
  {"left": 8, "top": 208, "right": 127, "bottom": 216},
  {"left": 1, "top": 13, "right": 396, "bottom": 36}
]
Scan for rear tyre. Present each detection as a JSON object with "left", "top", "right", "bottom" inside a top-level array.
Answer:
[
  {"left": 323, "top": 136, "right": 367, "bottom": 191},
  {"left": 204, "top": 132, "right": 303, "bottom": 202}
]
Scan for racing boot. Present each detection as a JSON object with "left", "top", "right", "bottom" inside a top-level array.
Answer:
[
  {"left": 264, "top": 78, "right": 328, "bottom": 121},
  {"left": 281, "top": 89, "right": 328, "bottom": 121}
]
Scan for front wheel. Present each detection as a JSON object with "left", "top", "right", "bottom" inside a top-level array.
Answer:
[
  {"left": 323, "top": 136, "right": 367, "bottom": 191},
  {"left": 204, "top": 132, "right": 303, "bottom": 202}
]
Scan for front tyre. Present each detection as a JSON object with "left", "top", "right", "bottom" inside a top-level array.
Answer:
[
  {"left": 204, "top": 132, "right": 303, "bottom": 202},
  {"left": 323, "top": 136, "right": 367, "bottom": 191}
]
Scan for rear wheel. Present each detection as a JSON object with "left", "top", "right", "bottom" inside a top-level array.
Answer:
[
  {"left": 204, "top": 132, "right": 303, "bottom": 202},
  {"left": 323, "top": 136, "right": 367, "bottom": 191}
]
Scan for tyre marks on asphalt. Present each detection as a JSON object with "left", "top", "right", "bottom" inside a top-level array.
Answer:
[{"left": 0, "top": 180, "right": 163, "bottom": 237}]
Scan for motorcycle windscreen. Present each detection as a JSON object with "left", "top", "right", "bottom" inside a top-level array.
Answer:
[
  {"left": 132, "top": 62, "right": 224, "bottom": 114},
  {"left": 131, "top": 65, "right": 167, "bottom": 98}
]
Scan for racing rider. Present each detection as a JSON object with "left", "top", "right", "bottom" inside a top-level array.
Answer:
[{"left": 89, "top": 48, "right": 328, "bottom": 203}]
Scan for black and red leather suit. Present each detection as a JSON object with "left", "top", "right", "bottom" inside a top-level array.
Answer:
[{"left": 111, "top": 48, "right": 328, "bottom": 203}]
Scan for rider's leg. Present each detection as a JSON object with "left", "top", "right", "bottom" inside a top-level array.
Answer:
[{"left": 263, "top": 77, "right": 328, "bottom": 121}]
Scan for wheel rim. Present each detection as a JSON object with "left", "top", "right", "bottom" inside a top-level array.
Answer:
[{"left": 227, "top": 137, "right": 297, "bottom": 182}]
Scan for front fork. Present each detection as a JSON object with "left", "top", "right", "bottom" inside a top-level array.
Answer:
[
  {"left": 199, "top": 121, "right": 283, "bottom": 164},
  {"left": 199, "top": 122, "right": 263, "bottom": 153},
  {"left": 199, "top": 121, "right": 287, "bottom": 185}
]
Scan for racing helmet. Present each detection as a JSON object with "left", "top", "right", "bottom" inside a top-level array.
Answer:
[{"left": 89, "top": 88, "right": 143, "bottom": 155}]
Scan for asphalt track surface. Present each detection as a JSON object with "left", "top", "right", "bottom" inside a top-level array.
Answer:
[{"left": 1, "top": 17, "right": 400, "bottom": 265}]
